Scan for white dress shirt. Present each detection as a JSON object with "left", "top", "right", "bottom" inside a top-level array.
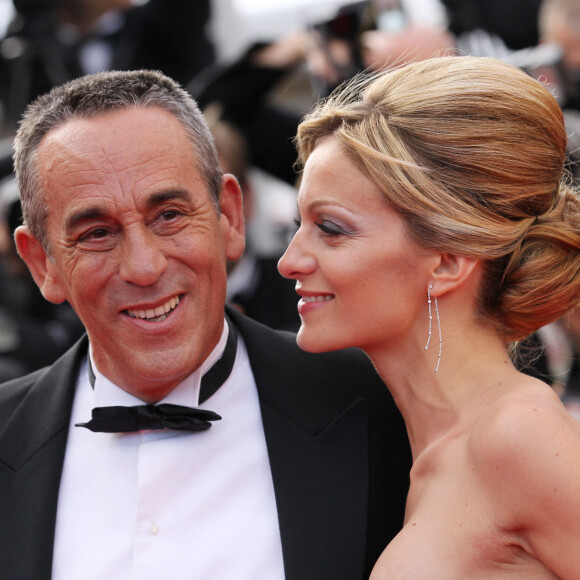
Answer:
[{"left": 52, "top": 321, "right": 285, "bottom": 579}]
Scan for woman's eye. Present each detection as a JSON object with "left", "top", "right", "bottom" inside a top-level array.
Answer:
[{"left": 315, "top": 220, "right": 344, "bottom": 236}]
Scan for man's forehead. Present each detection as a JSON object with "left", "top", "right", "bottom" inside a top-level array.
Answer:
[
  {"left": 36, "top": 114, "right": 202, "bottom": 192},
  {"left": 40, "top": 106, "right": 188, "bottom": 150}
]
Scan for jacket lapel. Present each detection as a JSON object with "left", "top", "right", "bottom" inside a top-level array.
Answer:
[
  {"left": 0, "top": 337, "right": 88, "bottom": 580},
  {"left": 229, "top": 309, "right": 370, "bottom": 580},
  {"left": 0, "top": 313, "right": 382, "bottom": 580}
]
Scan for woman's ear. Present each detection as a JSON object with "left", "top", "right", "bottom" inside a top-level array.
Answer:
[
  {"left": 430, "top": 252, "right": 480, "bottom": 296},
  {"left": 14, "top": 225, "right": 67, "bottom": 304},
  {"left": 219, "top": 173, "right": 246, "bottom": 262}
]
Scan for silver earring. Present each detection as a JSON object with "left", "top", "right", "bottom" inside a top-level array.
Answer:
[{"left": 424, "top": 284, "right": 442, "bottom": 373}]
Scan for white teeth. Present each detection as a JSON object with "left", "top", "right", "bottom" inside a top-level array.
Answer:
[
  {"left": 302, "top": 295, "right": 333, "bottom": 303},
  {"left": 127, "top": 295, "right": 181, "bottom": 321}
]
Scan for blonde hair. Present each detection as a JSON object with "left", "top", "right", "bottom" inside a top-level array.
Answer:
[{"left": 296, "top": 56, "right": 580, "bottom": 343}]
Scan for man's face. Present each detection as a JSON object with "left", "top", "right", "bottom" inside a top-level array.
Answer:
[{"left": 17, "top": 107, "right": 244, "bottom": 401}]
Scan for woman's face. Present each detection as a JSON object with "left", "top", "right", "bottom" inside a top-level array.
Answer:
[{"left": 278, "top": 138, "right": 434, "bottom": 355}]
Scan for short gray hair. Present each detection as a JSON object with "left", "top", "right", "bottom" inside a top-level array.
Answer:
[{"left": 13, "top": 69, "right": 223, "bottom": 250}]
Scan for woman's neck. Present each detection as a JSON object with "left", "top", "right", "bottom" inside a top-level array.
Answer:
[{"left": 369, "top": 322, "right": 517, "bottom": 461}]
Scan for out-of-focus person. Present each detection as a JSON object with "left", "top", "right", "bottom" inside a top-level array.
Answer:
[
  {"left": 207, "top": 111, "right": 300, "bottom": 331},
  {"left": 0, "top": 0, "right": 215, "bottom": 136}
]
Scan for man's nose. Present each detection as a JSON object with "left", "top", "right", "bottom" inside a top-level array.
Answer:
[{"left": 119, "top": 226, "right": 168, "bottom": 286}]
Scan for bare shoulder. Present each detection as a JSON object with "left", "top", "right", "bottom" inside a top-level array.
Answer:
[
  {"left": 469, "top": 377, "right": 580, "bottom": 529},
  {"left": 466, "top": 377, "right": 580, "bottom": 576},
  {"left": 469, "top": 377, "right": 580, "bottom": 484}
]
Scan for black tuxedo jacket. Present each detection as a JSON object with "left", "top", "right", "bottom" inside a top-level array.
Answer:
[{"left": 0, "top": 308, "right": 411, "bottom": 579}]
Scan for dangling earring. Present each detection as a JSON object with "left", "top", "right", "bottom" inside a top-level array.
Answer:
[{"left": 424, "top": 284, "right": 442, "bottom": 373}]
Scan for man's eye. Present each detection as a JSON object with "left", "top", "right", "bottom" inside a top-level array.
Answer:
[
  {"left": 151, "top": 208, "right": 189, "bottom": 235},
  {"left": 160, "top": 210, "right": 180, "bottom": 221},
  {"left": 315, "top": 220, "right": 344, "bottom": 236},
  {"left": 81, "top": 228, "right": 109, "bottom": 241}
]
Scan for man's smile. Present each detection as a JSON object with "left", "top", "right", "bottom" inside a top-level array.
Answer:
[{"left": 125, "top": 294, "right": 181, "bottom": 322}]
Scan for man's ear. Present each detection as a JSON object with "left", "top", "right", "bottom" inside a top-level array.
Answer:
[
  {"left": 219, "top": 174, "right": 245, "bottom": 262},
  {"left": 14, "top": 225, "right": 67, "bottom": 304},
  {"left": 430, "top": 252, "right": 480, "bottom": 297}
]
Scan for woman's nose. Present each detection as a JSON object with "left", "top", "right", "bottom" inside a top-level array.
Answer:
[{"left": 277, "top": 231, "right": 316, "bottom": 280}]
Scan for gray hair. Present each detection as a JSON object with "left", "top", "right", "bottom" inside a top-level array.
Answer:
[{"left": 13, "top": 69, "right": 223, "bottom": 250}]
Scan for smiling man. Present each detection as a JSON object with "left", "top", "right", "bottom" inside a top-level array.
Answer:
[
  {"left": 0, "top": 69, "right": 410, "bottom": 580},
  {"left": 26, "top": 104, "right": 240, "bottom": 403}
]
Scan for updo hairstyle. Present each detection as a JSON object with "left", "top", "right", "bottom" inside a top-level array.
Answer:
[{"left": 296, "top": 56, "right": 580, "bottom": 343}]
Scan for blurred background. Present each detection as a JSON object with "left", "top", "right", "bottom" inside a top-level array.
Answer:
[{"left": 0, "top": 0, "right": 578, "bottom": 414}]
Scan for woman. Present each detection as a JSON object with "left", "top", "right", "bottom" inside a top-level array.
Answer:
[{"left": 278, "top": 56, "right": 580, "bottom": 578}]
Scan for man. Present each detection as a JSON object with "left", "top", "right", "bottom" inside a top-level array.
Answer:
[{"left": 0, "top": 69, "right": 411, "bottom": 579}]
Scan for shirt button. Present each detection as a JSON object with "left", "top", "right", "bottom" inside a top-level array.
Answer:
[{"left": 150, "top": 522, "right": 160, "bottom": 535}]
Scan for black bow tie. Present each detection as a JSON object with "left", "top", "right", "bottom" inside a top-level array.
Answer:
[
  {"left": 76, "top": 317, "right": 237, "bottom": 433},
  {"left": 78, "top": 404, "right": 221, "bottom": 433}
]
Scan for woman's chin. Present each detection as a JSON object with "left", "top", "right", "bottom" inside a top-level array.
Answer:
[{"left": 296, "top": 327, "right": 344, "bottom": 353}]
